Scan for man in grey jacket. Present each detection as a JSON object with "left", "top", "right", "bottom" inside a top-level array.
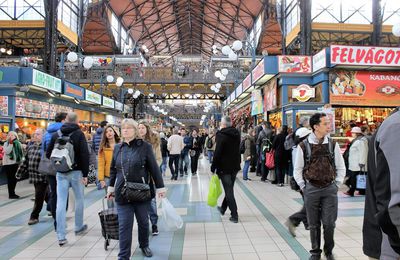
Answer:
[
  {"left": 294, "top": 113, "right": 346, "bottom": 260},
  {"left": 375, "top": 108, "right": 400, "bottom": 256}
]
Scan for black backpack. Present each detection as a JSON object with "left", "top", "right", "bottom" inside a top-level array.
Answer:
[{"left": 239, "top": 138, "right": 246, "bottom": 154}]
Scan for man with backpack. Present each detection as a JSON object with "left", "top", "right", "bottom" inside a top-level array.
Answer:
[
  {"left": 293, "top": 113, "right": 346, "bottom": 260},
  {"left": 46, "top": 112, "right": 90, "bottom": 246},
  {"left": 256, "top": 121, "right": 273, "bottom": 182}
]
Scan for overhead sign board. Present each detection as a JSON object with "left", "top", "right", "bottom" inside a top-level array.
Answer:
[
  {"left": 330, "top": 45, "right": 400, "bottom": 67},
  {"left": 243, "top": 74, "right": 252, "bottom": 90},
  {"left": 85, "top": 89, "right": 101, "bottom": 105},
  {"left": 64, "top": 82, "right": 84, "bottom": 99},
  {"left": 313, "top": 48, "right": 327, "bottom": 72},
  {"left": 102, "top": 96, "right": 115, "bottom": 109},
  {"left": 278, "top": 55, "right": 312, "bottom": 73},
  {"left": 32, "top": 69, "right": 62, "bottom": 93},
  {"left": 252, "top": 58, "right": 265, "bottom": 83},
  {"left": 115, "top": 101, "right": 123, "bottom": 111}
]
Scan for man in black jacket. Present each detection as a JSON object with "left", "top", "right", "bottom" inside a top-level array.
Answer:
[
  {"left": 256, "top": 121, "right": 273, "bottom": 182},
  {"left": 211, "top": 116, "right": 241, "bottom": 223},
  {"left": 46, "top": 112, "right": 89, "bottom": 246}
]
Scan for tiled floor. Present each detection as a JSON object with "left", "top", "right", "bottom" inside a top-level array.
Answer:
[{"left": 0, "top": 156, "right": 368, "bottom": 260}]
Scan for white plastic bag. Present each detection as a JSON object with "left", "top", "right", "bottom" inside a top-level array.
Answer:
[{"left": 160, "top": 198, "right": 183, "bottom": 231}]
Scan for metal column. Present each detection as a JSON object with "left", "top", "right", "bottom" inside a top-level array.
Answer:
[
  {"left": 372, "top": 0, "right": 382, "bottom": 46},
  {"left": 299, "top": 0, "right": 312, "bottom": 55},
  {"left": 44, "top": 0, "right": 59, "bottom": 76}
]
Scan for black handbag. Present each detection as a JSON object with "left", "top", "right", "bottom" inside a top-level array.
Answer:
[{"left": 120, "top": 149, "right": 151, "bottom": 203}]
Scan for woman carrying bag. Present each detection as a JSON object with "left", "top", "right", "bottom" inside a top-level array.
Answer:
[
  {"left": 98, "top": 125, "right": 120, "bottom": 208},
  {"left": 2, "top": 131, "right": 24, "bottom": 199},
  {"left": 107, "top": 119, "right": 166, "bottom": 259},
  {"left": 189, "top": 129, "right": 202, "bottom": 176}
]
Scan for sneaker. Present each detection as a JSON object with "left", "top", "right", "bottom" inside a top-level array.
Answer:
[
  {"left": 229, "top": 217, "right": 239, "bottom": 223},
  {"left": 180, "top": 174, "right": 184, "bottom": 177},
  {"left": 28, "top": 219, "right": 39, "bottom": 225},
  {"left": 285, "top": 220, "right": 296, "bottom": 237},
  {"left": 58, "top": 239, "right": 68, "bottom": 247},
  {"left": 279, "top": 183, "right": 284, "bottom": 187},
  {"left": 152, "top": 225, "right": 159, "bottom": 236},
  {"left": 75, "top": 224, "right": 88, "bottom": 235}
]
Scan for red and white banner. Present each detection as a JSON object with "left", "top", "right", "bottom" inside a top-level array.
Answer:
[
  {"left": 252, "top": 58, "right": 265, "bottom": 83},
  {"left": 330, "top": 45, "right": 400, "bottom": 67}
]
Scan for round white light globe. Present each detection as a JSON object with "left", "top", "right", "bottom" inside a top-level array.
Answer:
[
  {"left": 128, "top": 88, "right": 134, "bottom": 94},
  {"left": 83, "top": 61, "right": 92, "bottom": 69},
  {"left": 134, "top": 90, "right": 140, "bottom": 97},
  {"left": 83, "top": 56, "right": 93, "bottom": 67},
  {"left": 232, "top": 40, "right": 243, "bottom": 51},
  {"left": 393, "top": 23, "right": 400, "bottom": 37},
  {"left": 222, "top": 45, "right": 232, "bottom": 55},
  {"left": 220, "top": 75, "right": 226, "bottom": 81},
  {"left": 116, "top": 77, "right": 124, "bottom": 85},
  {"left": 229, "top": 52, "right": 237, "bottom": 60},
  {"left": 67, "top": 52, "right": 78, "bottom": 62},
  {"left": 216, "top": 83, "right": 221, "bottom": 88},
  {"left": 214, "top": 70, "right": 221, "bottom": 78},
  {"left": 106, "top": 75, "right": 114, "bottom": 83},
  {"left": 212, "top": 45, "right": 217, "bottom": 50},
  {"left": 221, "top": 68, "right": 229, "bottom": 76}
]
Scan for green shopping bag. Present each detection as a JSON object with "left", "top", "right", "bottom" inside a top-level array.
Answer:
[{"left": 207, "top": 174, "right": 223, "bottom": 207}]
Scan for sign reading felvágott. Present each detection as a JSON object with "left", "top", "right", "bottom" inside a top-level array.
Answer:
[
  {"left": 330, "top": 45, "right": 400, "bottom": 67},
  {"left": 85, "top": 90, "right": 101, "bottom": 104},
  {"left": 115, "top": 101, "right": 123, "bottom": 111},
  {"left": 32, "top": 69, "right": 62, "bottom": 93},
  {"left": 102, "top": 96, "right": 115, "bottom": 108}
]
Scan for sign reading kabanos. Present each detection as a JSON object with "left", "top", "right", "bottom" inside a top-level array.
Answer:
[{"left": 330, "top": 45, "right": 400, "bottom": 67}]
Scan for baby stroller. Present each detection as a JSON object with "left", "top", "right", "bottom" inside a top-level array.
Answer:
[{"left": 98, "top": 198, "right": 118, "bottom": 250}]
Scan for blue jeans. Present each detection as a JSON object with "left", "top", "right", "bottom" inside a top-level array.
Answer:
[
  {"left": 242, "top": 160, "right": 251, "bottom": 180},
  {"left": 207, "top": 150, "right": 214, "bottom": 163},
  {"left": 56, "top": 170, "right": 85, "bottom": 241},
  {"left": 148, "top": 197, "right": 158, "bottom": 225},
  {"left": 179, "top": 153, "right": 190, "bottom": 175},
  {"left": 160, "top": 156, "right": 168, "bottom": 175},
  {"left": 117, "top": 201, "right": 150, "bottom": 259}
]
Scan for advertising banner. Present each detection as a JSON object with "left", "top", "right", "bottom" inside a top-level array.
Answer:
[
  {"left": 251, "top": 89, "right": 264, "bottom": 116},
  {"left": 263, "top": 79, "right": 277, "bottom": 112},
  {"left": 330, "top": 70, "right": 400, "bottom": 106},
  {"left": 64, "top": 82, "right": 84, "bottom": 99},
  {"left": 85, "top": 90, "right": 101, "bottom": 104},
  {"left": 15, "top": 97, "right": 49, "bottom": 119},
  {"left": 252, "top": 58, "right": 265, "bottom": 83},
  {"left": 236, "top": 84, "right": 243, "bottom": 97},
  {"left": 0, "top": 96, "right": 8, "bottom": 116},
  {"left": 49, "top": 104, "right": 73, "bottom": 119},
  {"left": 32, "top": 69, "right": 62, "bottom": 93},
  {"left": 278, "top": 55, "right": 312, "bottom": 73},
  {"left": 313, "top": 49, "right": 327, "bottom": 72},
  {"left": 102, "top": 96, "right": 115, "bottom": 109},
  {"left": 330, "top": 45, "right": 400, "bottom": 67}
]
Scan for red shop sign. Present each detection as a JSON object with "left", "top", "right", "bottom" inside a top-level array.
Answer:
[
  {"left": 330, "top": 45, "right": 400, "bottom": 67},
  {"left": 243, "top": 74, "right": 252, "bottom": 90},
  {"left": 252, "top": 59, "right": 265, "bottom": 83}
]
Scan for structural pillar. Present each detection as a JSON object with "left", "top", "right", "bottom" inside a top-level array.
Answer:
[
  {"left": 280, "top": 0, "right": 287, "bottom": 55},
  {"left": 299, "top": 0, "right": 312, "bottom": 55},
  {"left": 372, "top": 0, "right": 382, "bottom": 46},
  {"left": 44, "top": 0, "right": 59, "bottom": 76}
]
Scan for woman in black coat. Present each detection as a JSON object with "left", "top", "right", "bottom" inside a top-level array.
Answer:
[
  {"left": 189, "top": 129, "right": 202, "bottom": 176},
  {"left": 107, "top": 119, "right": 166, "bottom": 259},
  {"left": 272, "top": 125, "right": 290, "bottom": 186}
]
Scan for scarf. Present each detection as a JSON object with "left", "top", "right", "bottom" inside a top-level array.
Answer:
[{"left": 8, "top": 140, "right": 23, "bottom": 163}]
